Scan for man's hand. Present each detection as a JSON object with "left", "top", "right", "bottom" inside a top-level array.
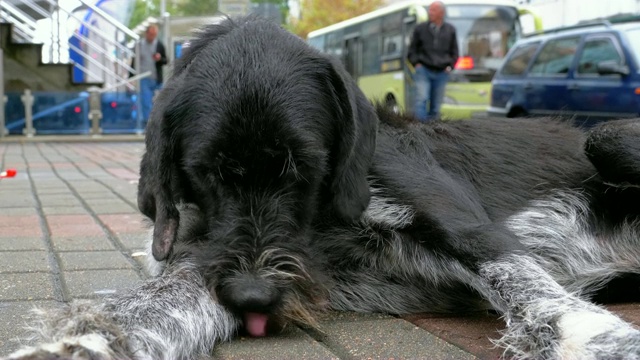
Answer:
[{"left": 153, "top": 53, "right": 161, "bottom": 62}]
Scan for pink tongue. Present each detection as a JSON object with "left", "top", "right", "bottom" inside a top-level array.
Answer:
[{"left": 244, "top": 312, "right": 269, "bottom": 337}]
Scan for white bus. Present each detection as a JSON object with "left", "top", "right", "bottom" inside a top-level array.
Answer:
[{"left": 307, "top": 0, "right": 542, "bottom": 118}]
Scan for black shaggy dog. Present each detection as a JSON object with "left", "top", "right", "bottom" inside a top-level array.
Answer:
[{"left": 5, "top": 16, "right": 640, "bottom": 360}]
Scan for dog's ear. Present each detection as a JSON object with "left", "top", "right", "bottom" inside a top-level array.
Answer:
[
  {"left": 137, "top": 92, "right": 182, "bottom": 261},
  {"left": 324, "top": 57, "right": 379, "bottom": 222}
]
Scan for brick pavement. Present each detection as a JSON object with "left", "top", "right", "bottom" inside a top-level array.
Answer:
[{"left": 0, "top": 140, "right": 639, "bottom": 360}]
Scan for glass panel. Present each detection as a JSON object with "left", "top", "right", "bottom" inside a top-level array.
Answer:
[
  {"left": 308, "top": 35, "right": 325, "bottom": 51},
  {"left": 101, "top": 92, "right": 142, "bottom": 134},
  {"left": 577, "top": 37, "right": 623, "bottom": 75},
  {"left": 5, "top": 92, "right": 25, "bottom": 135},
  {"left": 33, "top": 92, "right": 90, "bottom": 134},
  {"left": 500, "top": 42, "right": 540, "bottom": 75},
  {"left": 362, "top": 35, "right": 380, "bottom": 76},
  {"left": 529, "top": 36, "right": 580, "bottom": 76},
  {"left": 445, "top": 5, "right": 520, "bottom": 82},
  {"left": 5, "top": 92, "right": 90, "bottom": 135},
  {"left": 624, "top": 28, "right": 640, "bottom": 70},
  {"left": 4, "top": 91, "right": 143, "bottom": 135}
]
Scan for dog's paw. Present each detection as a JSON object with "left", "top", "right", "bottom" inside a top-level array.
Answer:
[
  {"left": 557, "top": 311, "right": 640, "bottom": 360},
  {"left": 4, "top": 334, "right": 117, "bottom": 360}
]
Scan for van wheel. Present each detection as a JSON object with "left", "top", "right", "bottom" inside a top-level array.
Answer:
[
  {"left": 508, "top": 108, "right": 527, "bottom": 118},
  {"left": 385, "top": 96, "right": 400, "bottom": 114}
]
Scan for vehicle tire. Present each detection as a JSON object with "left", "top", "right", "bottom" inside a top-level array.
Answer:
[
  {"left": 385, "top": 96, "right": 400, "bottom": 114},
  {"left": 507, "top": 107, "right": 527, "bottom": 118}
]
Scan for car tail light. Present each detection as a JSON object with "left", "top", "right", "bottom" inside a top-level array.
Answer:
[{"left": 455, "top": 56, "right": 474, "bottom": 70}]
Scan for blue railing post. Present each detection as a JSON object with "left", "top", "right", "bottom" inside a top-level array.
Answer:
[
  {"left": 0, "top": 48, "right": 4, "bottom": 138},
  {"left": 88, "top": 86, "right": 103, "bottom": 136},
  {"left": 21, "top": 89, "right": 35, "bottom": 137}
]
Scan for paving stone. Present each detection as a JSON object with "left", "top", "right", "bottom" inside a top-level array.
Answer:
[
  {"left": 76, "top": 191, "right": 117, "bottom": 199},
  {"left": 0, "top": 251, "right": 50, "bottom": 273},
  {"left": 0, "top": 300, "right": 59, "bottom": 355},
  {"left": 316, "top": 318, "right": 477, "bottom": 360},
  {"left": 64, "top": 269, "right": 142, "bottom": 298},
  {"left": 215, "top": 326, "right": 339, "bottom": 360},
  {"left": 0, "top": 273, "right": 55, "bottom": 301},
  {"left": 0, "top": 207, "right": 36, "bottom": 216},
  {"left": 0, "top": 227, "right": 42, "bottom": 238},
  {"left": 0, "top": 197, "right": 35, "bottom": 208},
  {"left": 67, "top": 181, "right": 108, "bottom": 191},
  {"left": 51, "top": 235, "right": 115, "bottom": 251},
  {"left": 0, "top": 237, "right": 45, "bottom": 251},
  {"left": 89, "top": 203, "right": 139, "bottom": 214},
  {"left": 404, "top": 312, "right": 503, "bottom": 360},
  {"left": 33, "top": 182, "right": 68, "bottom": 190},
  {"left": 36, "top": 186, "right": 73, "bottom": 195},
  {"left": 42, "top": 206, "right": 89, "bottom": 215},
  {"left": 37, "top": 194, "right": 82, "bottom": 207},
  {"left": 117, "top": 232, "right": 149, "bottom": 251},
  {"left": 59, "top": 251, "right": 133, "bottom": 270},
  {"left": 47, "top": 215, "right": 104, "bottom": 237},
  {"left": 98, "top": 214, "right": 148, "bottom": 235},
  {"left": 0, "top": 215, "right": 40, "bottom": 228}
]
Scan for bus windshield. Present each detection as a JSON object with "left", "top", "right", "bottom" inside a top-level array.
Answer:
[{"left": 446, "top": 5, "right": 521, "bottom": 82}]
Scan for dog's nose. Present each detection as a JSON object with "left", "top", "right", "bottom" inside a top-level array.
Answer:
[{"left": 219, "top": 275, "right": 281, "bottom": 313}]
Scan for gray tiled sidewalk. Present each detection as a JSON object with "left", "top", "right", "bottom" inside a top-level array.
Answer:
[
  {"left": 0, "top": 140, "right": 488, "bottom": 359},
  {"left": 4, "top": 140, "right": 640, "bottom": 359}
]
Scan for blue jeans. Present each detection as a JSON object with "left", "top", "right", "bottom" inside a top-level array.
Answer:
[
  {"left": 140, "top": 78, "right": 160, "bottom": 123},
  {"left": 413, "top": 66, "right": 449, "bottom": 122}
]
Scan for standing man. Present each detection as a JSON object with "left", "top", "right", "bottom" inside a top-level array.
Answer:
[
  {"left": 133, "top": 24, "right": 167, "bottom": 125},
  {"left": 407, "top": 1, "right": 458, "bottom": 122}
]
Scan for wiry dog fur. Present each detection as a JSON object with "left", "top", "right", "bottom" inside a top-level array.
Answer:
[{"left": 4, "top": 16, "right": 640, "bottom": 360}]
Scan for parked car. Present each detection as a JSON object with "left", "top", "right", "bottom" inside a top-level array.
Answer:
[{"left": 488, "top": 19, "right": 640, "bottom": 126}]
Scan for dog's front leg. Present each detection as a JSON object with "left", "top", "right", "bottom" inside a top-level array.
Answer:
[
  {"left": 3, "top": 261, "right": 238, "bottom": 360},
  {"left": 478, "top": 254, "right": 640, "bottom": 360}
]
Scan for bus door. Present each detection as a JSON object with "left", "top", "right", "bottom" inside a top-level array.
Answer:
[
  {"left": 344, "top": 34, "right": 362, "bottom": 80},
  {"left": 403, "top": 16, "right": 417, "bottom": 111}
]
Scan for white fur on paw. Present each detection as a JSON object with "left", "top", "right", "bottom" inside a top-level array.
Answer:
[{"left": 557, "top": 311, "right": 624, "bottom": 359}]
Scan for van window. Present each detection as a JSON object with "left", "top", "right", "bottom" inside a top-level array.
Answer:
[
  {"left": 625, "top": 28, "right": 640, "bottom": 69},
  {"left": 500, "top": 42, "right": 540, "bottom": 75},
  {"left": 577, "top": 37, "right": 623, "bottom": 75},
  {"left": 529, "top": 36, "right": 580, "bottom": 76}
]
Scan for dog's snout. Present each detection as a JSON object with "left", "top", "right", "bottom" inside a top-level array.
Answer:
[{"left": 219, "top": 275, "right": 281, "bottom": 313}]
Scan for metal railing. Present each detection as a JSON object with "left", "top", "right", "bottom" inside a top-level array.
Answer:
[
  {"left": 0, "top": 0, "right": 143, "bottom": 90},
  {"left": 0, "top": 1, "right": 38, "bottom": 42},
  {"left": 0, "top": 0, "right": 159, "bottom": 138}
]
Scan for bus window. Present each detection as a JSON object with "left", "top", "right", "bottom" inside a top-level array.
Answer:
[
  {"left": 383, "top": 34, "right": 402, "bottom": 57},
  {"left": 362, "top": 19, "right": 381, "bottom": 76},
  {"left": 445, "top": 5, "right": 521, "bottom": 82},
  {"left": 308, "top": 35, "right": 325, "bottom": 51},
  {"left": 326, "top": 31, "right": 344, "bottom": 59},
  {"left": 382, "top": 11, "right": 403, "bottom": 33}
]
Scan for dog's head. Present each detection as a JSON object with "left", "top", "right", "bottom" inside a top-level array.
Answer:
[{"left": 138, "top": 17, "right": 378, "bottom": 334}]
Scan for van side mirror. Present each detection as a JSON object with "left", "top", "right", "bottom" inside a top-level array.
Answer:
[{"left": 597, "top": 61, "right": 630, "bottom": 76}]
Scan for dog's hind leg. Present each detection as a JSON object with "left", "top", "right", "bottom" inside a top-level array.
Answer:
[
  {"left": 2, "top": 259, "right": 238, "bottom": 360},
  {"left": 585, "top": 119, "right": 640, "bottom": 185}
]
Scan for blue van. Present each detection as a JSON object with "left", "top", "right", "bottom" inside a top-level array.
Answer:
[{"left": 488, "top": 20, "right": 640, "bottom": 125}]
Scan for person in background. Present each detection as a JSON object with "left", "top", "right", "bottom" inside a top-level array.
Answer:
[
  {"left": 407, "top": 1, "right": 459, "bottom": 122},
  {"left": 132, "top": 24, "right": 167, "bottom": 124}
]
